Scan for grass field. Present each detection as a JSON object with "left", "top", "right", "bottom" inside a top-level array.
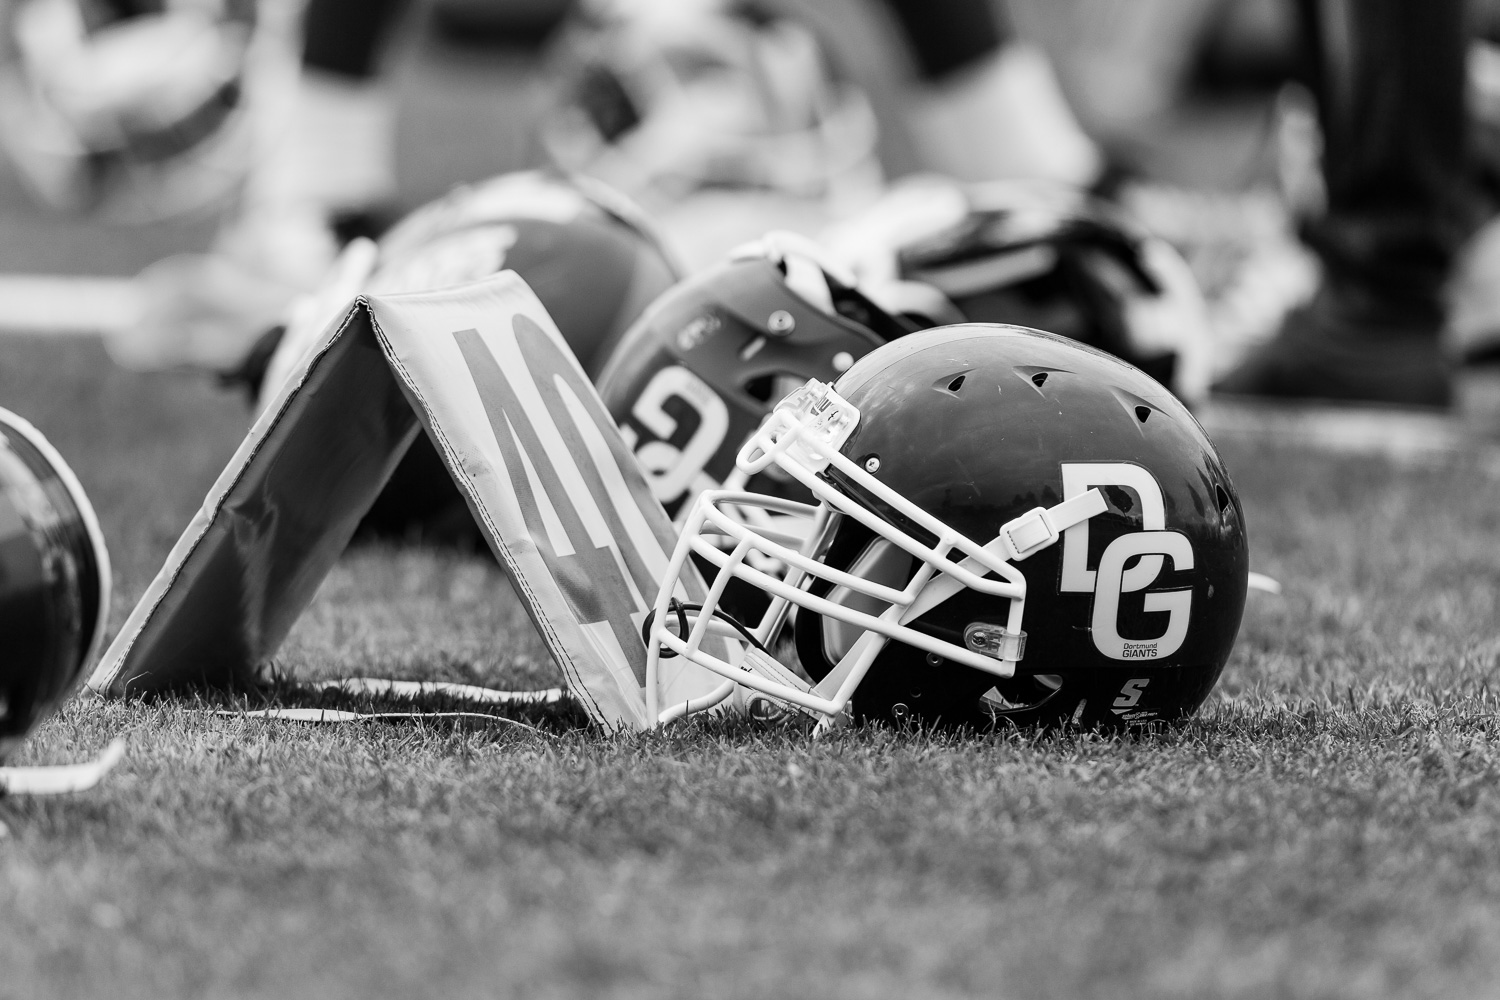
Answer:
[
  {"left": 3, "top": 329, "right": 1500, "bottom": 1000},
  {"left": 3, "top": 5, "right": 1500, "bottom": 996}
]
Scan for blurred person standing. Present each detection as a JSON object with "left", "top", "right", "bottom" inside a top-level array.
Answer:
[
  {"left": 869, "top": 0, "right": 1485, "bottom": 412},
  {"left": 1213, "top": 0, "right": 1476, "bottom": 408},
  {"left": 874, "top": 0, "right": 1103, "bottom": 187}
]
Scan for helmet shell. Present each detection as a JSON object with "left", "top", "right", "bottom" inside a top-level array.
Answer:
[
  {"left": 827, "top": 178, "right": 1213, "bottom": 405},
  {"left": 0, "top": 407, "right": 110, "bottom": 759},
  {"left": 595, "top": 252, "right": 923, "bottom": 516},
  {"left": 368, "top": 171, "right": 681, "bottom": 377},
  {"left": 796, "top": 324, "right": 1248, "bottom": 729}
]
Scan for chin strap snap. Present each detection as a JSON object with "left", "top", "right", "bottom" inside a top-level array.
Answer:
[
  {"left": 896, "top": 488, "right": 1110, "bottom": 628},
  {"left": 998, "top": 488, "right": 1107, "bottom": 561}
]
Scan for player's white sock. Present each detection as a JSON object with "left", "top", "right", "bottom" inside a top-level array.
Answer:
[
  {"left": 905, "top": 43, "right": 1102, "bottom": 188},
  {"left": 250, "top": 67, "right": 398, "bottom": 214}
]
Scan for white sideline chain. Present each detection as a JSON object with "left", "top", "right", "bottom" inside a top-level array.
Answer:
[
  {"left": 208, "top": 678, "right": 568, "bottom": 733},
  {"left": 0, "top": 740, "right": 126, "bottom": 796}
]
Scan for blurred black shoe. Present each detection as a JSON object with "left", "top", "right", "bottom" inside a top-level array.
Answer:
[{"left": 1212, "top": 287, "right": 1452, "bottom": 408}]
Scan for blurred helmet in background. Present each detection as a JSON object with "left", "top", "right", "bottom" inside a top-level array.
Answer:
[
  {"left": 594, "top": 230, "right": 958, "bottom": 521},
  {"left": 252, "top": 170, "right": 684, "bottom": 543},
  {"left": 0, "top": 0, "right": 266, "bottom": 223},
  {"left": 366, "top": 170, "right": 681, "bottom": 373},
  {"left": 0, "top": 407, "right": 110, "bottom": 761},
  {"left": 647, "top": 326, "right": 1249, "bottom": 730},
  {"left": 824, "top": 176, "right": 1214, "bottom": 406},
  {"left": 541, "top": 0, "right": 882, "bottom": 263}
]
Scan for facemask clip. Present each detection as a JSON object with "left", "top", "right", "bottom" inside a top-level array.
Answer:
[
  {"left": 964, "top": 622, "right": 1026, "bottom": 661},
  {"left": 741, "top": 379, "right": 859, "bottom": 476}
]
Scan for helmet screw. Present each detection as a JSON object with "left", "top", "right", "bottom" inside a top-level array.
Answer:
[
  {"left": 926, "top": 652, "right": 943, "bottom": 667},
  {"left": 891, "top": 703, "right": 909, "bottom": 719},
  {"left": 832, "top": 351, "right": 854, "bottom": 372},
  {"left": 864, "top": 456, "right": 880, "bottom": 474},
  {"left": 767, "top": 310, "right": 796, "bottom": 335}
]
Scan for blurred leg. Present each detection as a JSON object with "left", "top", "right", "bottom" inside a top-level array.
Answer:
[
  {"left": 248, "top": 0, "right": 412, "bottom": 215},
  {"left": 1215, "top": 0, "right": 1473, "bottom": 406},
  {"left": 1302, "top": 0, "right": 1470, "bottom": 330},
  {"left": 880, "top": 0, "right": 1101, "bottom": 185},
  {"left": 302, "top": 0, "right": 409, "bottom": 78}
]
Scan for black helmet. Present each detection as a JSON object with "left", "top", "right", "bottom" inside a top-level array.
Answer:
[
  {"left": 826, "top": 178, "right": 1213, "bottom": 405},
  {"left": 645, "top": 325, "right": 1248, "bottom": 730},
  {"left": 0, "top": 407, "right": 110, "bottom": 759},
  {"left": 596, "top": 230, "right": 958, "bottom": 519}
]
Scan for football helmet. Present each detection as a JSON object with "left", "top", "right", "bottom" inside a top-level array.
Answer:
[
  {"left": 0, "top": 0, "right": 263, "bottom": 222},
  {"left": 0, "top": 407, "right": 111, "bottom": 760},
  {"left": 252, "top": 170, "right": 683, "bottom": 541},
  {"left": 541, "top": 0, "right": 879, "bottom": 206},
  {"left": 595, "top": 230, "right": 959, "bottom": 520},
  {"left": 645, "top": 325, "right": 1249, "bottom": 730},
  {"left": 364, "top": 170, "right": 681, "bottom": 376},
  {"left": 825, "top": 177, "right": 1215, "bottom": 405}
]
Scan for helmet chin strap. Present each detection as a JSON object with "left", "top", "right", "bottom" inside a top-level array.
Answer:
[{"left": 808, "top": 487, "right": 1107, "bottom": 705}]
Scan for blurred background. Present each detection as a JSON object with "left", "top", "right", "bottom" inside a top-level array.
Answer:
[
  {"left": 4, "top": 0, "right": 1500, "bottom": 414},
  {"left": 0, "top": 0, "right": 1328, "bottom": 278}
]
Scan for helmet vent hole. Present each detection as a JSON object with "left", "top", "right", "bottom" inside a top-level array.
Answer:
[
  {"left": 1016, "top": 367, "right": 1070, "bottom": 395},
  {"left": 1135, "top": 405, "right": 1151, "bottom": 423},
  {"left": 933, "top": 371, "right": 973, "bottom": 394},
  {"left": 1216, "top": 484, "right": 1232, "bottom": 515}
]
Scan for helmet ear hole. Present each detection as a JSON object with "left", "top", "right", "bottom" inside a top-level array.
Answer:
[
  {"left": 791, "top": 520, "right": 898, "bottom": 681},
  {"left": 980, "top": 675, "right": 1065, "bottom": 714},
  {"left": 743, "top": 372, "right": 808, "bottom": 405},
  {"left": 744, "top": 374, "right": 776, "bottom": 403},
  {"left": 817, "top": 537, "right": 914, "bottom": 666}
]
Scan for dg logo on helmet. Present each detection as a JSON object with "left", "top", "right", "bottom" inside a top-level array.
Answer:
[{"left": 1058, "top": 462, "right": 1195, "bottom": 662}]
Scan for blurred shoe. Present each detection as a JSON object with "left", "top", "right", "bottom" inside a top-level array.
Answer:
[
  {"left": 1456, "top": 347, "right": 1500, "bottom": 435},
  {"left": 1119, "top": 182, "right": 1321, "bottom": 377},
  {"left": 1212, "top": 287, "right": 1451, "bottom": 408}
]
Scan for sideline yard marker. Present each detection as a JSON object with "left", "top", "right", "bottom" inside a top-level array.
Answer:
[{"left": 87, "top": 272, "right": 798, "bottom": 730}]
